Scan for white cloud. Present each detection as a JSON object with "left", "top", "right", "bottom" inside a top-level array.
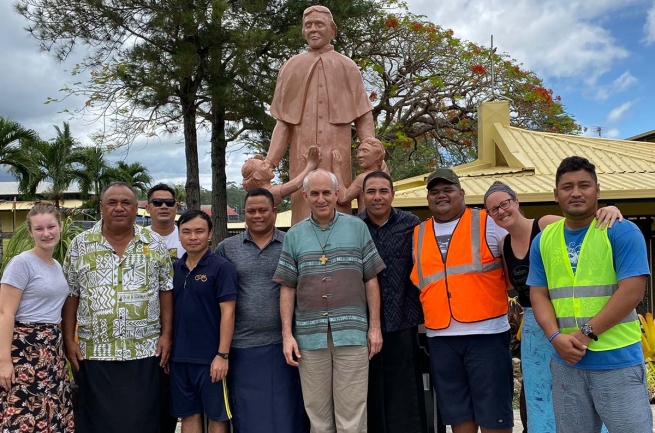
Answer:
[
  {"left": 409, "top": 0, "right": 633, "bottom": 82},
  {"left": 606, "top": 101, "right": 634, "bottom": 123},
  {"left": 612, "top": 71, "right": 639, "bottom": 92},
  {"left": 644, "top": 2, "right": 655, "bottom": 45},
  {"left": 604, "top": 128, "right": 621, "bottom": 139},
  {"left": 594, "top": 71, "right": 638, "bottom": 100}
]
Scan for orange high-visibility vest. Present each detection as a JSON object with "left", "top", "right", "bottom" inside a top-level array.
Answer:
[{"left": 411, "top": 208, "right": 508, "bottom": 330}]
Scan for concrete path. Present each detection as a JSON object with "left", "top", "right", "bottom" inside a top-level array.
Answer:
[
  {"left": 175, "top": 407, "right": 655, "bottom": 432},
  {"left": 445, "top": 408, "right": 655, "bottom": 433}
]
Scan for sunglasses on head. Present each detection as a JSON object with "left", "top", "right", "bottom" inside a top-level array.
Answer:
[{"left": 150, "top": 198, "right": 176, "bottom": 208}]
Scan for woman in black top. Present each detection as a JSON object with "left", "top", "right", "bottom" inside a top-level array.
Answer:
[{"left": 484, "top": 182, "right": 620, "bottom": 433}]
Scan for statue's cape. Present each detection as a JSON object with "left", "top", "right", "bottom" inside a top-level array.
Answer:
[{"left": 270, "top": 45, "right": 373, "bottom": 125}]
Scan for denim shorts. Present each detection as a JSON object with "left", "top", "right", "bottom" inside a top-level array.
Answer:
[{"left": 427, "top": 331, "right": 514, "bottom": 429}]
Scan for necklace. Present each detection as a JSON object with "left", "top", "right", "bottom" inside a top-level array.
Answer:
[{"left": 312, "top": 221, "right": 336, "bottom": 266}]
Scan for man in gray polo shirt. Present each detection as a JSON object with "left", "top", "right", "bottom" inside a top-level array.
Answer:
[{"left": 216, "top": 188, "right": 306, "bottom": 433}]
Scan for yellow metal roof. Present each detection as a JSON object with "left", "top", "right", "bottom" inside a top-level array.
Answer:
[
  {"left": 393, "top": 112, "right": 655, "bottom": 208},
  {"left": 0, "top": 199, "right": 85, "bottom": 211},
  {"left": 226, "top": 209, "right": 293, "bottom": 231}
]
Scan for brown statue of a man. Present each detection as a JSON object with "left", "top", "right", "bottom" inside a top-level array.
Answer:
[{"left": 265, "top": 5, "right": 375, "bottom": 224}]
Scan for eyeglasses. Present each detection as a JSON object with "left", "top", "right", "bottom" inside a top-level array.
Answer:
[
  {"left": 150, "top": 198, "right": 176, "bottom": 208},
  {"left": 487, "top": 198, "right": 515, "bottom": 216}
]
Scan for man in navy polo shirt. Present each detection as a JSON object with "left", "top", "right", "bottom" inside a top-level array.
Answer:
[{"left": 170, "top": 210, "right": 237, "bottom": 433}]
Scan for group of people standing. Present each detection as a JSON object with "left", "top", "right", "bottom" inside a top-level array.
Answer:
[
  {"left": 413, "top": 156, "right": 651, "bottom": 433},
  {"left": 0, "top": 154, "right": 652, "bottom": 433}
]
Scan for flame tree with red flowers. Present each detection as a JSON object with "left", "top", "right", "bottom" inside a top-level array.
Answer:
[{"left": 339, "top": 12, "right": 579, "bottom": 179}]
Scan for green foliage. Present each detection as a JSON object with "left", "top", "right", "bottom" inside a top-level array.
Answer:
[
  {"left": 171, "top": 184, "right": 187, "bottom": 203},
  {"left": 14, "top": 122, "right": 87, "bottom": 207},
  {"left": 1, "top": 215, "right": 83, "bottom": 274},
  {"left": 104, "top": 161, "right": 153, "bottom": 196},
  {"left": 0, "top": 117, "right": 40, "bottom": 193},
  {"left": 76, "top": 147, "right": 154, "bottom": 216},
  {"left": 226, "top": 181, "right": 247, "bottom": 219},
  {"left": 1, "top": 119, "right": 153, "bottom": 217}
]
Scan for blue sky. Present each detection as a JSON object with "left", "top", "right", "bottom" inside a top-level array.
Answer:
[
  {"left": 412, "top": 0, "right": 655, "bottom": 139},
  {"left": 0, "top": 0, "right": 654, "bottom": 188}
]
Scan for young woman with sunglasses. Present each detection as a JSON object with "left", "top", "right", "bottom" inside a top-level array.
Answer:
[
  {"left": 484, "top": 182, "right": 619, "bottom": 433},
  {"left": 0, "top": 203, "right": 75, "bottom": 431}
]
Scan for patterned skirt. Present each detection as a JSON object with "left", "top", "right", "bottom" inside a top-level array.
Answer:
[{"left": 0, "top": 322, "right": 75, "bottom": 432}]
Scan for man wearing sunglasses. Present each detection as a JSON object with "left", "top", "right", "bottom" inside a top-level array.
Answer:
[
  {"left": 146, "top": 183, "right": 185, "bottom": 433},
  {"left": 147, "top": 184, "right": 186, "bottom": 262}
]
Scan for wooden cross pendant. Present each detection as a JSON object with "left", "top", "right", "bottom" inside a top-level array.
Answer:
[{"left": 319, "top": 254, "right": 328, "bottom": 265}]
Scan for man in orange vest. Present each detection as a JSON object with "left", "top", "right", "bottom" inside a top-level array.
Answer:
[{"left": 411, "top": 168, "right": 513, "bottom": 433}]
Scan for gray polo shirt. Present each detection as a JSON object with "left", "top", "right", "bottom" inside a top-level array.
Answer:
[{"left": 215, "top": 229, "right": 286, "bottom": 349}]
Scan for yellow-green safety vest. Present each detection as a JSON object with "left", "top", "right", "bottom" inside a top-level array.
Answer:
[{"left": 540, "top": 219, "right": 640, "bottom": 351}]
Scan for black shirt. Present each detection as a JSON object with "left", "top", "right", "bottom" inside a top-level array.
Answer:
[
  {"left": 358, "top": 207, "right": 423, "bottom": 332},
  {"left": 503, "top": 217, "right": 541, "bottom": 308}
]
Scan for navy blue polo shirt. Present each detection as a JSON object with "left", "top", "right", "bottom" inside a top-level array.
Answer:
[{"left": 171, "top": 248, "right": 238, "bottom": 364}]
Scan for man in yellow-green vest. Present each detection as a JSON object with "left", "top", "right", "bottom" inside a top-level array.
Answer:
[{"left": 528, "top": 156, "right": 652, "bottom": 433}]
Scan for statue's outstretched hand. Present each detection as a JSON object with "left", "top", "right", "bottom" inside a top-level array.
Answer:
[
  {"left": 332, "top": 149, "right": 343, "bottom": 170},
  {"left": 303, "top": 146, "right": 321, "bottom": 170}
]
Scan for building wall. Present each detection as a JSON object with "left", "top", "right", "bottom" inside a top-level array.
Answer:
[{"left": 0, "top": 210, "right": 28, "bottom": 234}]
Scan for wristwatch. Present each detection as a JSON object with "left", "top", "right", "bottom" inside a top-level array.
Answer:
[
  {"left": 580, "top": 323, "right": 598, "bottom": 341},
  {"left": 217, "top": 352, "right": 229, "bottom": 359}
]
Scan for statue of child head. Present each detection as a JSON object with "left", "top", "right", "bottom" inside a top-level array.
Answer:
[
  {"left": 242, "top": 155, "right": 274, "bottom": 191},
  {"left": 357, "top": 137, "right": 385, "bottom": 170}
]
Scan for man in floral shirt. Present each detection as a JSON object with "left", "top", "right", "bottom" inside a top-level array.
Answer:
[{"left": 62, "top": 182, "right": 173, "bottom": 433}]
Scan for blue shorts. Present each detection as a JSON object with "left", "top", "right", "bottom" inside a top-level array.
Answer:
[
  {"left": 169, "top": 361, "right": 231, "bottom": 422},
  {"left": 427, "top": 331, "right": 514, "bottom": 429}
]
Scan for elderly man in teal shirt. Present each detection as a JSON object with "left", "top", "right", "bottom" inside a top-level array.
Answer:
[{"left": 274, "top": 169, "right": 385, "bottom": 433}]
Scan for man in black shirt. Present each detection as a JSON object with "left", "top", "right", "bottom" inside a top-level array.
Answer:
[{"left": 358, "top": 171, "right": 428, "bottom": 433}]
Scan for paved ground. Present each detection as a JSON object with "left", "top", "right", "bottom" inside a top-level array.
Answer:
[
  {"left": 445, "top": 408, "right": 655, "bottom": 433},
  {"left": 176, "top": 407, "right": 655, "bottom": 432}
]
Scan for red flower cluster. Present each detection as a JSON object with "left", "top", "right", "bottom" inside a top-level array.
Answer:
[
  {"left": 410, "top": 21, "right": 424, "bottom": 32},
  {"left": 471, "top": 64, "right": 487, "bottom": 75},
  {"left": 369, "top": 91, "right": 378, "bottom": 102},
  {"left": 533, "top": 86, "right": 554, "bottom": 104},
  {"left": 385, "top": 16, "right": 399, "bottom": 29}
]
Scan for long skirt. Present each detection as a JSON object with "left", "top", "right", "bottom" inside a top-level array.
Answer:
[
  {"left": 368, "top": 326, "right": 427, "bottom": 433},
  {"left": 76, "top": 357, "right": 160, "bottom": 433},
  {"left": 0, "top": 322, "right": 75, "bottom": 432},
  {"left": 229, "top": 343, "right": 307, "bottom": 433}
]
